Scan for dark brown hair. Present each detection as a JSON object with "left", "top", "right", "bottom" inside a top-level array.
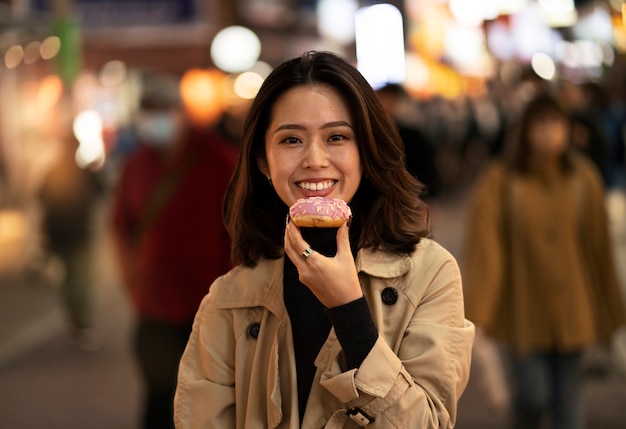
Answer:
[{"left": 223, "top": 51, "right": 429, "bottom": 267}]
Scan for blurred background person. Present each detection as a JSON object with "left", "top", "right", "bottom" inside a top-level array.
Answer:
[
  {"left": 558, "top": 80, "right": 611, "bottom": 188},
  {"left": 462, "top": 93, "right": 626, "bottom": 429},
  {"left": 110, "top": 71, "right": 238, "bottom": 429},
  {"left": 376, "top": 83, "right": 440, "bottom": 199},
  {"left": 37, "top": 98, "right": 105, "bottom": 350}
]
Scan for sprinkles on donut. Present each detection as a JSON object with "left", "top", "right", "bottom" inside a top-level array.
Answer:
[{"left": 289, "top": 197, "right": 352, "bottom": 228}]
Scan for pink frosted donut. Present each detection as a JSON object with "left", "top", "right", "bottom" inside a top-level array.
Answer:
[{"left": 289, "top": 197, "right": 352, "bottom": 228}]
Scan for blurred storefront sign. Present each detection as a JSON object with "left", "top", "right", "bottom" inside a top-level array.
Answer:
[{"left": 33, "top": 0, "right": 197, "bottom": 26}]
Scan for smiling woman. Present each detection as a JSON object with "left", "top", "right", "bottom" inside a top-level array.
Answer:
[{"left": 174, "top": 50, "right": 474, "bottom": 429}]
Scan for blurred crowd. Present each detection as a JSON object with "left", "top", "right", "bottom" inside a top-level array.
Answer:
[
  {"left": 1, "top": 49, "right": 625, "bottom": 428},
  {"left": 386, "top": 66, "right": 626, "bottom": 203}
]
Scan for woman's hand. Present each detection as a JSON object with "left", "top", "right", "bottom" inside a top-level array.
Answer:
[{"left": 284, "top": 219, "right": 362, "bottom": 308}]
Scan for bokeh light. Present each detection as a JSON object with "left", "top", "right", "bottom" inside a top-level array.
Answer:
[
  {"left": 498, "top": 0, "right": 529, "bottom": 14},
  {"left": 511, "top": 4, "right": 560, "bottom": 61},
  {"left": 445, "top": 23, "right": 492, "bottom": 76},
  {"left": 538, "top": 0, "right": 577, "bottom": 28},
  {"left": 40, "top": 36, "right": 61, "bottom": 60},
  {"left": 317, "top": 0, "right": 357, "bottom": 44},
  {"left": 99, "top": 60, "right": 127, "bottom": 87},
  {"left": 36, "top": 75, "right": 64, "bottom": 112},
  {"left": 531, "top": 52, "right": 556, "bottom": 80},
  {"left": 573, "top": 4, "right": 613, "bottom": 44},
  {"left": 449, "top": 0, "right": 498, "bottom": 27},
  {"left": 180, "top": 68, "right": 227, "bottom": 127},
  {"left": 355, "top": 3, "right": 405, "bottom": 90},
  {"left": 73, "top": 110, "right": 106, "bottom": 169},
  {"left": 4, "top": 45, "right": 24, "bottom": 69},
  {"left": 233, "top": 71, "right": 264, "bottom": 100},
  {"left": 210, "top": 26, "right": 261, "bottom": 73}
]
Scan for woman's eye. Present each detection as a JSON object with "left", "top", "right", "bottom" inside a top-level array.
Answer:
[
  {"left": 328, "top": 134, "right": 346, "bottom": 142},
  {"left": 282, "top": 137, "right": 301, "bottom": 144}
]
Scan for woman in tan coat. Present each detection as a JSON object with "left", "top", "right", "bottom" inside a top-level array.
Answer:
[
  {"left": 463, "top": 93, "right": 626, "bottom": 429},
  {"left": 174, "top": 51, "right": 474, "bottom": 428}
]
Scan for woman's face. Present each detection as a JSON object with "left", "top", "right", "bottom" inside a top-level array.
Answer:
[
  {"left": 260, "top": 84, "right": 362, "bottom": 207},
  {"left": 528, "top": 111, "right": 568, "bottom": 160}
]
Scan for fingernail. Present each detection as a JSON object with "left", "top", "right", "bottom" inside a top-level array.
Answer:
[
  {"left": 286, "top": 214, "right": 291, "bottom": 224},
  {"left": 346, "top": 215, "right": 352, "bottom": 228}
]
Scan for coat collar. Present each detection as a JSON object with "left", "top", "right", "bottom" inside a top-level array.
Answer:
[
  {"left": 355, "top": 247, "right": 413, "bottom": 278},
  {"left": 215, "top": 248, "right": 413, "bottom": 314},
  {"left": 214, "top": 257, "right": 285, "bottom": 316}
]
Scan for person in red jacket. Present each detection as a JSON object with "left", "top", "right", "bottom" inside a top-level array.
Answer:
[{"left": 110, "top": 72, "right": 238, "bottom": 429}]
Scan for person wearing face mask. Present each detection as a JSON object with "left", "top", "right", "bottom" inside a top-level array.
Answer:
[
  {"left": 110, "top": 71, "right": 239, "bottom": 429},
  {"left": 462, "top": 93, "right": 626, "bottom": 429},
  {"left": 135, "top": 110, "right": 181, "bottom": 150}
]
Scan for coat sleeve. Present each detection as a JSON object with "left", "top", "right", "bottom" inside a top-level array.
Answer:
[
  {"left": 317, "top": 244, "right": 475, "bottom": 428},
  {"left": 578, "top": 159, "right": 626, "bottom": 339},
  {"left": 174, "top": 281, "right": 237, "bottom": 429},
  {"left": 461, "top": 162, "right": 508, "bottom": 332}
]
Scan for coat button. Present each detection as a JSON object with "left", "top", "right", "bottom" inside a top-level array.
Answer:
[
  {"left": 247, "top": 322, "right": 260, "bottom": 340},
  {"left": 381, "top": 287, "right": 398, "bottom": 305}
]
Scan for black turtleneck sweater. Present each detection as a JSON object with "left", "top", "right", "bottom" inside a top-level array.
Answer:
[{"left": 283, "top": 227, "right": 379, "bottom": 420}]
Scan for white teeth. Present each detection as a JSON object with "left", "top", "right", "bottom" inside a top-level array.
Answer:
[{"left": 299, "top": 181, "right": 334, "bottom": 191}]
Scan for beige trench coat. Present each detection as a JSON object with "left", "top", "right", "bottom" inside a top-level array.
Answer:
[
  {"left": 174, "top": 238, "right": 474, "bottom": 428},
  {"left": 463, "top": 155, "right": 626, "bottom": 356}
]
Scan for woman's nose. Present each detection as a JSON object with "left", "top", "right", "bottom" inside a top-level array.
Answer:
[{"left": 302, "top": 140, "right": 329, "bottom": 169}]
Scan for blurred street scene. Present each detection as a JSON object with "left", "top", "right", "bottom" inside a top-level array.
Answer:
[{"left": 1, "top": 0, "right": 626, "bottom": 428}]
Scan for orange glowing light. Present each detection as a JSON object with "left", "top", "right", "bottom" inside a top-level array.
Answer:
[
  {"left": 36, "top": 75, "right": 64, "bottom": 111},
  {"left": 180, "top": 68, "right": 227, "bottom": 127}
]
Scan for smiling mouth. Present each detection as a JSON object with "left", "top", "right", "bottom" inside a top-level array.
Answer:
[{"left": 297, "top": 180, "right": 336, "bottom": 191}]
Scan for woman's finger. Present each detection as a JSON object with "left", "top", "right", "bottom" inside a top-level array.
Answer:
[{"left": 284, "top": 220, "right": 313, "bottom": 266}]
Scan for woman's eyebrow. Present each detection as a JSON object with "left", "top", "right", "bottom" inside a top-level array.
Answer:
[
  {"left": 273, "top": 121, "right": 352, "bottom": 133},
  {"left": 321, "top": 121, "right": 353, "bottom": 130},
  {"left": 274, "top": 124, "right": 305, "bottom": 132}
]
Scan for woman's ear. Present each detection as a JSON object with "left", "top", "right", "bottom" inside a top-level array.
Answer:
[{"left": 257, "top": 157, "right": 269, "bottom": 177}]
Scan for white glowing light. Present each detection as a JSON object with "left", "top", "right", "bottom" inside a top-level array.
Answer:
[
  {"left": 557, "top": 40, "right": 605, "bottom": 70},
  {"left": 538, "top": 0, "right": 577, "bottom": 27},
  {"left": 487, "top": 20, "right": 515, "bottom": 60},
  {"left": 318, "top": 0, "right": 358, "bottom": 44},
  {"left": 233, "top": 71, "right": 264, "bottom": 99},
  {"left": 573, "top": 5, "right": 613, "bottom": 44},
  {"left": 531, "top": 52, "right": 556, "bottom": 80},
  {"left": 355, "top": 4, "right": 405, "bottom": 90},
  {"left": 511, "top": 4, "right": 561, "bottom": 61},
  {"left": 449, "top": 0, "right": 498, "bottom": 27},
  {"left": 445, "top": 23, "right": 488, "bottom": 75},
  {"left": 210, "top": 26, "right": 261, "bottom": 73},
  {"left": 73, "top": 110, "right": 105, "bottom": 169},
  {"left": 498, "top": 0, "right": 529, "bottom": 14}
]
